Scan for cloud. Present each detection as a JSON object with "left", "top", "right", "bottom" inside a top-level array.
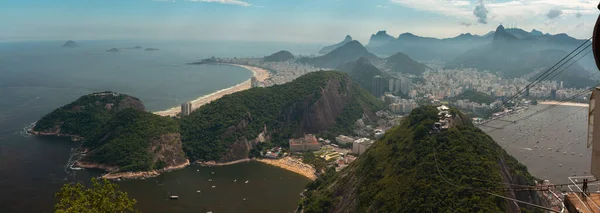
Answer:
[
  {"left": 473, "top": 0, "right": 488, "bottom": 24},
  {"left": 546, "top": 9, "right": 562, "bottom": 19},
  {"left": 376, "top": 5, "right": 389, "bottom": 9},
  {"left": 459, "top": 22, "right": 472, "bottom": 27},
  {"left": 576, "top": 12, "right": 582, "bottom": 18},
  {"left": 185, "top": 0, "right": 251, "bottom": 6}
]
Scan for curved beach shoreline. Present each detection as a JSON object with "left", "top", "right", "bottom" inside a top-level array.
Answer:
[
  {"left": 154, "top": 63, "right": 270, "bottom": 117},
  {"left": 539, "top": 101, "right": 588, "bottom": 107}
]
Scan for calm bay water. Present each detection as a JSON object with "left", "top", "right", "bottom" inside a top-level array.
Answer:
[
  {"left": 480, "top": 104, "right": 591, "bottom": 183},
  {"left": 0, "top": 41, "right": 316, "bottom": 213}
]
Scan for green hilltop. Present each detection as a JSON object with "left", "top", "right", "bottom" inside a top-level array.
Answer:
[
  {"left": 299, "top": 105, "right": 542, "bottom": 213},
  {"left": 82, "top": 108, "right": 186, "bottom": 172},
  {"left": 32, "top": 91, "right": 145, "bottom": 138},
  {"left": 181, "top": 71, "right": 383, "bottom": 162}
]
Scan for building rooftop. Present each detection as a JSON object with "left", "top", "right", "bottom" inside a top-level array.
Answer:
[
  {"left": 565, "top": 193, "right": 600, "bottom": 213},
  {"left": 290, "top": 134, "right": 319, "bottom": 146}
]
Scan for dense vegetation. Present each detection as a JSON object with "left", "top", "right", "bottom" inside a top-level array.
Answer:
[
  {"left": 55, "top": 178, "right": 139, "bottom": 213},
  {"left": 83, "top": 109, "right": 181, "bottom": 172},
  {"left": 181, "top": 71, "right": 383, "bottom": 162},
  {"left": 33, "top": 92, "right": 144, "bottom": 137},
  {"left": 300, "top": 106, "right": 540, "bottom": 213},
  {"left": 451, "top": 90, "right": 496, "bottom": 104},
  {"left": 263, "top": 50, "right": 294, "bottom": 62}
]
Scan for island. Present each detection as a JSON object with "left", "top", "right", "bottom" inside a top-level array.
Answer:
[
  {"left": 107, "top": 48, "right": 119, "bottom": 52},
  {"left": 144, "top": 48, "right": 160, "bottom": 51},
  {"left": 62, "top": 40, "right": 78, "bottom": 48}
]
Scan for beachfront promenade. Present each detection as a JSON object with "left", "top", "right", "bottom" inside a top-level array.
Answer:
[
  {"left": 153, "top": 64, "right": 270, "bottom": 117},
  {"left": 256, "top": 157, "right": 317, "bottom": 180}
]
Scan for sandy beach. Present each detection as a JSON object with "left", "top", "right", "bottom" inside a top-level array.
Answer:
[
  {"left": 154, "top": 64, "right": 270, "bottom": 117},
  {"left": 539, "top": 101, "right": 588, "bottom": 107},
  {"left": 256, "top": 157, "right": 317, "bottom": 181}
]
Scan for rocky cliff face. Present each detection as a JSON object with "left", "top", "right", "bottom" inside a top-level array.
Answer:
[
  {"left": 149, "top": 133, "right": 188, "bottom": 169},
  {"left": 300, "top": 78, "right": 350, "bottom": 133}
]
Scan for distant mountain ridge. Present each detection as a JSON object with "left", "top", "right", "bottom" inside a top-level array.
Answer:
[
  {"left": 318, "top": 35, "right": 353, "bottom": 55},
  {"left": 62, "top": 40, "right": 78, "bottom": 48},
  {"left": 315, "top": 25, "right": 597, "bottom": 87},
  {"left": 300, "top": 40, "right": 379, "bottom": 69},
  {"left": 264, "top": 50, "right": 295, "bottom": 62},
  {"left": 447, "top": 25, "right": 596, "bottom": 88},
  {"left": 367, "top": 31, "right": 395, "bottom": 48}
]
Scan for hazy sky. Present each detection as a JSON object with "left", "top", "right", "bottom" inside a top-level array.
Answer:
[{"left": 2, "top": 0, "right": 598, "bottom": 43}]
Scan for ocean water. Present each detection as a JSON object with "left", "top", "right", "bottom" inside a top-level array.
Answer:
[
  {"left": 480, "top": 104, "right": 592, "bottom": 184},
  {"left": 0, "top": 40, "right": 316, "bottom": 213}
]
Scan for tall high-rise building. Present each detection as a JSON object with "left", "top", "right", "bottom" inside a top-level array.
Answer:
[
  {"left": 181, "top": 101, "right": 192, "bottom": 116},
  {"left": 551, "top": 89, "right": 557, "bottom": 100},
  {"left": 394, "top": 79, "right": 401, "bottom": 94},
  {"left": 400, "top": 77, "right": 412, "bottom": 95},
  {"left": 388, "top": 79, "right": 395, "bottom": 93},
  {"left": 560, "top": 81, "right": 564, "bottom": 89},
  {"left": 251, "top": 77, "right": 259, "bottom": 88},
  {"left": 372, "top": 75, "right": 384, "bottom": 98}
]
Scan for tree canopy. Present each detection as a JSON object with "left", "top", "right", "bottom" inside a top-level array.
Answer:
[{"left": 54, "top": 178, "right": 139, "bottom": 213}]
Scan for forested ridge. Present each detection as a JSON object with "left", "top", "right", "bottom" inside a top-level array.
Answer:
[
  {"left": 180, "top": 71, "right": 383, "bottom": 162},
  {"left": 300, "top": 106, "right": 541, "bottom": 213}
]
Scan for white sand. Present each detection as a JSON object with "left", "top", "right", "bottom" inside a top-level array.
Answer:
[
  {"left": 538, "top": 101, "right": 588, "bottom": 108},
  {"left": 154, "top": 64, "right": 270, "bottom": 117}
]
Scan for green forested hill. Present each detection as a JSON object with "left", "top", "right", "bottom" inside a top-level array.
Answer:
[
  {"left": 82, "top": 108, "right": 185, "bottom": 172},
  {"left": 180, "top": 71, "right": 383, "bottom": 162},
  {"left": 300, "top": 106, "right": 541, "bottom": 213},
  {"left": 32, "top": 92, "right": 145, "bottom": 137}
]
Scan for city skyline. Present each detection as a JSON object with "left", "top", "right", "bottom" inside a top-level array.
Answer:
[{"left": 2, "top": 0, "right": 598, "bottom": 43}]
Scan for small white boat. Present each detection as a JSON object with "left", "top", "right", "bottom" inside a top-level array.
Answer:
[
  {"left": 197, "top": 169, "right": 199, "bottom": 172},
  {"left": 243, "top": 198, "right": 247, "bottom": 201},
  {"left": 245, "top": 180, "right": 249, "bottom": 184},
  {"left": 212, "top": 185, "right": 216, "bottom": 188},
  {"left": 197, "top": 190, "right": 201, "bottom": 193},
  {"left": 70, "top": 167, "right": 83, "bottom": 171},
  {"left": 234, "top": 179, "right": 237, "bottom": 182},
  {"left": 208, "top": 179, "right": 212, "bottom": 182},
  {"left": 169, "top": 195, "right": 179, "bottom": 200},
  {"left": 211, "top": 172, "right": 215, "bottom": 174}
]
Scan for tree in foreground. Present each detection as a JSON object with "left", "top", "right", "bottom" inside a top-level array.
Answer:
[{"left": 55, "top": 178, "right": 139, "bottom": 213}]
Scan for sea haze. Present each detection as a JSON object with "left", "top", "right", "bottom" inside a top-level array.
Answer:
[{"left": 0, "top": 40, "right": 316, "bottom": 213}]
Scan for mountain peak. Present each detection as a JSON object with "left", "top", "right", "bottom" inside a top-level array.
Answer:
[
  {"left": 344, "top": 35, "right": 352, "bottom": 41},
  {"left": 319, "top": 35, "right": 354, "bottom": 54},
  {"left": 493, "top": 25, "right": 517, "bottom": 41},
  {"left": 375, "top": 30, "right": 388, "bottom": 36},
  {"left": 496, "top": 25, "right": 506, "bottom": 32},
  {"left": 367, "top": 30, "right": 395, "bottom": 47},
  {"left": 62, "top": 40, "right": 78, "bottom": 48},
  {"left": 531, "top": 29, "right": 543, "bottom": 36}
]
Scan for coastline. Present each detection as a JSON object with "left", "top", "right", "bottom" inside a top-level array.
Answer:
[
  {"left": 538, "top": 101, "right": 588, "bottom": 107},
  {"left": 255, "top": 157, "right": 317, "bottom": 181},
  {"left": 75, "top": 160, "right": 191, "bottom": 180},
  {"left": 153, "top": 63, "right": 270, "bottom": 117},
  {"left": 198, "top": 158, "right": 251, "bottom": 166},
  {"left": 196, "top": 157, "right": 317, "bottom": 181}
]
